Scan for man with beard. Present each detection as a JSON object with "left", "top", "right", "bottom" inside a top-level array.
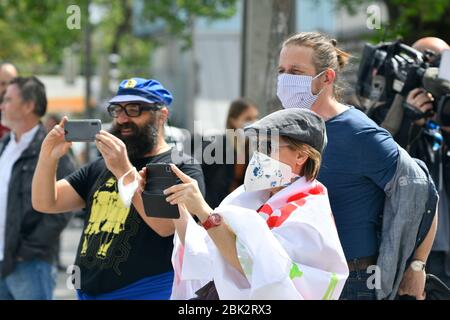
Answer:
[{"left": 31, "top": 78, "right": 205, "bottom": 299}]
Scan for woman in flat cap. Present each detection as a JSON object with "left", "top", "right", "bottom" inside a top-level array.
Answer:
[{"left": 151, "top": 107, "right": 349, "bottom": 300}]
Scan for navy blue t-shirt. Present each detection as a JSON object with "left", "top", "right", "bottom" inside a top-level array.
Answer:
[{"left": 318, "top": 107, "right": 398, "bottom": 260}]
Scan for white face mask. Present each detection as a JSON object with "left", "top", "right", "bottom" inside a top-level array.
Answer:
[
  {"left": 117, "top": 167, "right": 139, "bottom": 209},
  {"left": 276, "top": 71, "right": 326, "bottom": 109},
  {"left": 242, "top": 120, "right": 256, "bottom": 129},
  {"left": 244, "top": 151, "right": 299, "bottom": 192}
]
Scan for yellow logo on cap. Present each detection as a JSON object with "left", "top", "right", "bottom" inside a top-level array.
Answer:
[{"left": 124, "top": 79, "right": 137, "bottom": 88}]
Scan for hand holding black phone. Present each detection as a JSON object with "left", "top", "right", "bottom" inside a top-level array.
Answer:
[{"left": 142, "top": 163, "right": 180, "bottom": 219}]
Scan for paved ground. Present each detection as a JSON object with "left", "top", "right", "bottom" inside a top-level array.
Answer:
[{"left": 54, "top": 220, "right": 83, "bottom": 300}]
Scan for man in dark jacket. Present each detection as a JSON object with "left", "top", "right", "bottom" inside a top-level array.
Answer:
[{"left": 0, "top": 76, "right": 74, "bottom": 300}]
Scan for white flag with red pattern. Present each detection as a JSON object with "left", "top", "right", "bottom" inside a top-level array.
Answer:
[{"left": 170, "top": 177, "right": 349, "bottom": 300}]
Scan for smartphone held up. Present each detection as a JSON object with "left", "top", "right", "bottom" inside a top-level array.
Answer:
[
  {"left": 142, "top": 163, "right": 181, "bottom": 219},
  {"left": 64, "top": 119, "right": 102, "bottom": 142}
]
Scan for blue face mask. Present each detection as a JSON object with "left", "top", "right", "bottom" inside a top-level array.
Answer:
[{"left": 276, "top": 71, "right": 326, "bottom": 109}]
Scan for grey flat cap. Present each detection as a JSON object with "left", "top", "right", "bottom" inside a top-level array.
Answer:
[{"left": 244, "top": 108, "right": 327, "bottom": 153}]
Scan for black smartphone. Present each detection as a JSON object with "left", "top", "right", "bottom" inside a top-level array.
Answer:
[
  {"left": 142, "top": 163, "right": 180, "bottom": 219},
  {"left": 64, "top": 119, "right": 102, "bottom": 142}
]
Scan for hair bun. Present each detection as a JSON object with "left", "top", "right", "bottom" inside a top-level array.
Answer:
[{"left": 330, "top": 39, "right": 337, "bottom": 47}]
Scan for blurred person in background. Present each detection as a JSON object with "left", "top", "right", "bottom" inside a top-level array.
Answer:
[
  {"left": 201, "top": 98, "right": 259, "bottom": 209},
  {"left": 43, "top": 113, "right": 62, "bottom": 133},
  {"left": 0, "top": 76, "right": 74, "bottom": 300},
  {"left": 0, "top": 63, "right": 18, "bottom": 139}
]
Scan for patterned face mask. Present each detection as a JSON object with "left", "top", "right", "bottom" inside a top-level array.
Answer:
[
  {"left": 277, "top": 71, "right": 326, "bottom": 109},
  {"left": 244, "top": 151, "right": 299, "bottom": 192}
]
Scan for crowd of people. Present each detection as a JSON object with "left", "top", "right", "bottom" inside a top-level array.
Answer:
[{"left": 0, "top": 31, "right": 449, "bottom": 300}]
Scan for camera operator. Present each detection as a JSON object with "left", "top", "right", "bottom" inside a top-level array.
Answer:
[
  {"left": 373, "top": 37, "right": 450, "bottom": 287},
  {"left": 391, "top": 38, "right": 449, "bottom": 147}
]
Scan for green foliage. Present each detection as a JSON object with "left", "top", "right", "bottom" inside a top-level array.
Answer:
[
  {"left": 0, "top": 0, "right": 83, "bottom": 73},
  {"left": 336, "top": 0, "right": 450, "bottom": 44},
  {"left": 0, "top": 0, "right": 237, "bottom": 74},
  {"left": 139, "top": 0, "right": 237, "bottom": 48}
]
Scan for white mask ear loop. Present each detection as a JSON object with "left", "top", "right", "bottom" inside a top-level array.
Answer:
[
  {"left": 117, "top": 167, "right": 139, "bottom": 209},
  {"left": 312, "top": 70, "right": 327, "bottom": 97}
]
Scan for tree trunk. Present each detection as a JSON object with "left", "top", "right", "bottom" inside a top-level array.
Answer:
[
  {"left": 242, "top": 0, "right": 295, "bottom": 116},
  {"left": 264, "top": 0, "right": 295, "bottom": 114},
  {"left": 110, "top": 0, "right": 132, "bottom": 55}
]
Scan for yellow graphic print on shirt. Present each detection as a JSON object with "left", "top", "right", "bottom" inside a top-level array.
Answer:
[{"left": 81, "top": 177, "right": 131, "bottom": 259}]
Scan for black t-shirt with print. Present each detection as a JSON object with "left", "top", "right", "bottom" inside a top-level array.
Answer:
[{"left": 65, "top": 148, "right": 205, "bottom": 295}]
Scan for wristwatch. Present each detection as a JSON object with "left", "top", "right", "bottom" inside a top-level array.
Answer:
[
  {"left": 202, "top": 213, "right": 222, "bottom": 230},
  {"left": 410, "top": 260, "right": 426, "bottom": 272}
]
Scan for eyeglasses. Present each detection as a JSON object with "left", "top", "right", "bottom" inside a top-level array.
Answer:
[
  {"left": 256, "top": 139, "right": 291, "bottom": 155},
  {"left": 107, "top": 102, "right": 162, "bottom": 118}
]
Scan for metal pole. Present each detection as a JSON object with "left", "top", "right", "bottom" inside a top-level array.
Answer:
[
  {"left": 84, "top": 0, "right": 93, "bottom": 162},
  {"left": 240, "top": 0, "right": 248, "bottom": 98}
]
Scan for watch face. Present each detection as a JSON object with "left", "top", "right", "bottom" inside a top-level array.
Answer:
[
  {"left": 211, "top": 214, "right": 222, "bottom": 225},
  {"left": 411, "top": 261, "right": 425, "bottom": 271}
]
